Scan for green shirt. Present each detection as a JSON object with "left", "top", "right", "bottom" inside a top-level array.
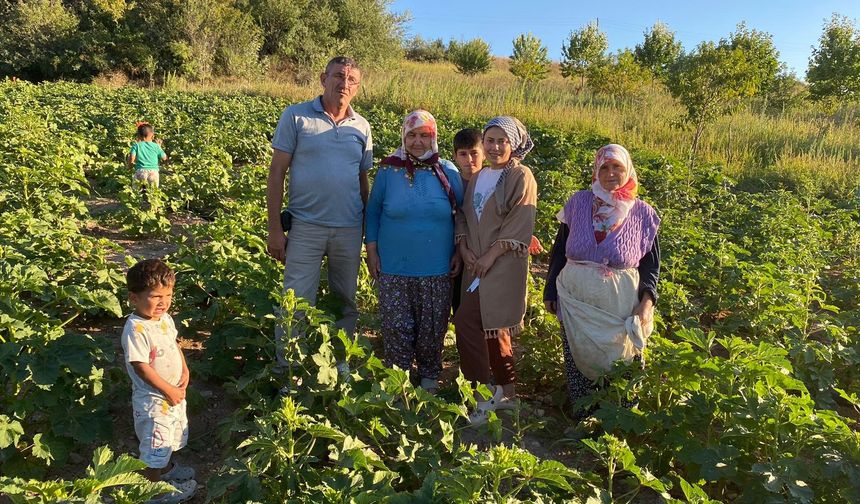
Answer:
[{"left": 130, "top": 141, "right": 166, "bottom": 170}]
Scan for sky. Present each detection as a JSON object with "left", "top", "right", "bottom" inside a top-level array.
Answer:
[{"left": 390, "top": 0, "right": 860, "bottom": 77}]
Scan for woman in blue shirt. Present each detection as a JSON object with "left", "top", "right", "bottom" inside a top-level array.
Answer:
[{"left": 365, "top": 109, "right": 464, "bottom": 392}]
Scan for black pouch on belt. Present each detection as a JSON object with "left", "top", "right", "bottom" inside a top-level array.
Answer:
[{"left": 280, "top": 209, "right": 292, "bottom": 232}]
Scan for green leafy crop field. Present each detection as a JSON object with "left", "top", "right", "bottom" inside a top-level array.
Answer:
[{"left": 1, "top": 80, "right": 859, "bottom": 502}]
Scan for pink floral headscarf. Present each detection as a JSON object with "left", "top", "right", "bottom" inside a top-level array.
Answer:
[
  {"left": 380, "top": 109, "right": 457, "bottom": 210},
  {"left": 591, "top": 144, "right": 638, "bottom": 234},
  {"left": 382, "top": 109, "right": 439, "bottom": 168}
]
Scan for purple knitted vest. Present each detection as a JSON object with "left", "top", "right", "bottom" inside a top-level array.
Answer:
[{"left": 563, "top": 190, "right": 660, "bottom": 268}]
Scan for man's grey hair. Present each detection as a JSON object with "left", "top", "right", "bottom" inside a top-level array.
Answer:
[{"left": 325, "top": 56, "right": 360, "bottom": 75}]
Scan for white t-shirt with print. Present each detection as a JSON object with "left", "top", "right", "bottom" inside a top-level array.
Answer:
[
  {"left": 472, "top": 168, "right": 504, "bottom": 221},
  {"left": 121, "top": 313, "right": 183, "bottom": 403}
]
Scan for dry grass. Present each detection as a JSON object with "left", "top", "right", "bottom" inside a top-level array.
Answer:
[{"left": 168, "top": 59, "right": 860, "bottom": 195}]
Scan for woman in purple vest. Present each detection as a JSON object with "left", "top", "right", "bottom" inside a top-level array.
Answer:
[{"left": 543, "top": 144, "right": 660, "bottom": 417}]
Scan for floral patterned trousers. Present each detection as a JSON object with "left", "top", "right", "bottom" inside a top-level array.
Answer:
[{"left": 378, "top": 273, "right": 451, "bottom": 380}]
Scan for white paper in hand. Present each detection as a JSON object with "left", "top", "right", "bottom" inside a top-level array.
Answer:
[{"left": 466, "top": 277, "right": 480, "bottom": 293}]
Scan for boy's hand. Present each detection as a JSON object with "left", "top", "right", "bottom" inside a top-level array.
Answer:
[
  {"left": 177, "top": 370, "right": 190, "bottom": 389},
  {"left": 164, "top": 385, "right": 186, "bottom": 406},
  {"left": 528, "top": 235, "right": 545, "bottom": 255}
]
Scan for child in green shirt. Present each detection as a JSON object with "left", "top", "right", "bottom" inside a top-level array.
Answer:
[{"left": 129, "top": 122, "right": 167, "bottom": 189}]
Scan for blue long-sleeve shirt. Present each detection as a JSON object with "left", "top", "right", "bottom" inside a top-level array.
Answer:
[{"left": 365, "top": 160, "right": 464, "bottom": 277}]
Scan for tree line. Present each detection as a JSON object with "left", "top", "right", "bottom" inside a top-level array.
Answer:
[
  {"left": 2, "top": 2, "right": 857, "bottom": 166},
  {"left": 411, "top": 15, "right": 860, "bottom": 106},
  {"left": 409, "top": 15, "right": 859, "bottom": 165},
  {"left": 0, "top": 0, "right": 406, "bottom": 82}
]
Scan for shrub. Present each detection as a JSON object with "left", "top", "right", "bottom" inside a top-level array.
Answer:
[
  {"left": 448, "top": 38, "right": 493, "bottom": 75},
  {"left": 404, "top": 36, "right": 447, "bottom": 63},
  {"left": 588, "top": 50, "right": 652, "bottom": 100},
  {"left": 509, "top": 33, "right": 551, "bottom": 82}
]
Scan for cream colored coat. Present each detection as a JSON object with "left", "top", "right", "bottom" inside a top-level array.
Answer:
[{"left": 455, "top": 163, "right": 537, "bottom": 336}]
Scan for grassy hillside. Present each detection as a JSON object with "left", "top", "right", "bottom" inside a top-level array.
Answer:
[{"left": 161, "top": 59, "right": 860, "bottom": 197}]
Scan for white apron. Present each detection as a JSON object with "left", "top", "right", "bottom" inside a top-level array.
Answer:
[{"left": 556, "top": 261, "right": 652, "bottom": 380}]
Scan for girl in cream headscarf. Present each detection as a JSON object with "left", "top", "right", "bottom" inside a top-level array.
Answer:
[{"left": 543, "top": 143, "right": 661, "bottom": 418}]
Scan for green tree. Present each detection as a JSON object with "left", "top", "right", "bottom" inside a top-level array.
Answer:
[
  {"left": 667, "top": 38, "right": 774, "bottom": 167},
  {"left": 0, "top": 0, "right": 405, "bottom": 82},
  {"left": 251, "top": 0, "right": 338, "bottom": 76},
  {"left": 560, "top": 21, "right": 608, "bottom": 90},
  {"left": 448, "top": 38, "right": 492, "bottom": 75},
  {"left": 728, "top": 22, "right": 782, "bottom": 96},
  {"left": 329, "top": 0, "right": 407, "bottom": 70},
  {"left": 766, "top": 71, "right": 809, "bottom": 113},
  {"left": 0, "top": 0, "right": 80, "bottom": 80},
  {"left": 250, "top": 0, "right": 406, "bottom": 78},
  {"left": 633, "top": 21, "right": 681, "bottom": 79},
  {"left": 807, "top": 14, "right": 860, "bottom": 101},
  {"left": 404, "top": 35, "right": 447, "bottom": 63},
  {"left": 588, "top": 50, "right": 652, "bottom": 100},
  {"left": 216, "top": 5, "right": 264, "bottom": 78},
  {"left": 509, "top": 33, "right": 551, "bottom": 82}
]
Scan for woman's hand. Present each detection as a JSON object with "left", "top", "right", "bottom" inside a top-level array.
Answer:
[
  {"left": 632, "top": 295, "right": 655, "bottom": 326},
  {"left": 473, "top": 243, "right": 507, "bottom": 278},
  {"left": 459, "top": 242, "right": 477, "bottom": 272},
  {"left": 449, "top": 252, "right": 463, "bottom": 277},
  {"left": 365, "top": 243, "right": 381, "bottom": 280},
  {"left": 473, "top": 253, "right": 498, "bottom": 278}
]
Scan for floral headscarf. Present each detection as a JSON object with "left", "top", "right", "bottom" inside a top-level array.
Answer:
[
  {"left": 591, "top": 144, "right": 638, "bottom": 235},
  {"left": 381, "top": 109, "right": 439, "bottom": 172},
  {"left": 381, "top": 109, "right": 457, "bottom": 211},
  {"left": 484, "top": 116, "right": 534, "bottom": 161}
]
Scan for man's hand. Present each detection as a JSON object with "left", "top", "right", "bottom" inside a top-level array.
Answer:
[
  {"left": 267, "top": 231, "right": 287, "bottom": 264},
  {"left": 544, "top": 300, "right": 558, "bottom": 314},
  {"left": 266, "top": 149, "right": 292, "bottom": 262}
]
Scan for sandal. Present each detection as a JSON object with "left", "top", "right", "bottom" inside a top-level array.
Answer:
[
  {"left": 160, "top": 462, "right": 195, "bottom": 482},
  {"left": 468, "top": 385, "right": 504, "bottom": 426},
  {"left": 147, "top": 479, "right": 197, "bottom": 504}
]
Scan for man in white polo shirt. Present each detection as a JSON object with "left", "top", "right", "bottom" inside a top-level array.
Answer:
[{"left": 266, "top": 56, "right": 373, "bottom": 364}]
